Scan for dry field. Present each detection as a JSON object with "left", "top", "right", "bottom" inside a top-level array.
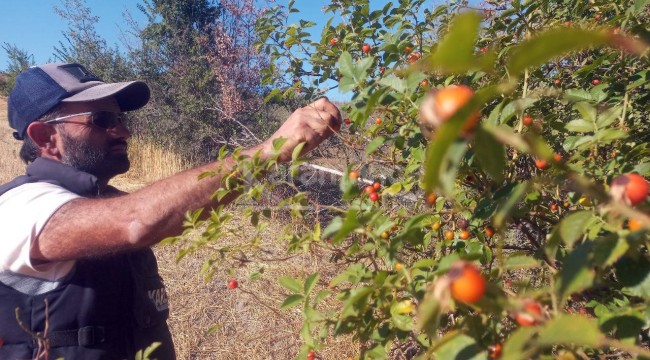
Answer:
[
  {"left": 0, "top": 97, "right": 25, "bottom": 182},
  {"left": 0, "top": 97, "right": 358, "bottom": 359}
]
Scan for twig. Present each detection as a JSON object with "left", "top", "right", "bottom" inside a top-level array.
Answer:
[{"left": 206, "top": 105, "right": 262, "bottom": 143}]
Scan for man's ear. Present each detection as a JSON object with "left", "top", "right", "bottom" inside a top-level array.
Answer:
[{"left": 25, "top": 122, "right": 60, "bottom": 157}]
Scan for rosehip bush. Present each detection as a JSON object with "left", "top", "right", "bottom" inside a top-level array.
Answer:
[{"left": 173, "top": 1, "right": 650, "bottom": 359}]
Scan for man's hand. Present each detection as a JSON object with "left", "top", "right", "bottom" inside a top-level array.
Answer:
[
  {"left": 254, "top": 97, "right": 342, "bottom": 162},
  {"left": 32, "top": 98, "right": 341, "bottom": 262}
]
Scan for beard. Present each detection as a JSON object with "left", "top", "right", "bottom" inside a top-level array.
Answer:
[{"left": 59, "top": 130, "right": 130, "bottom": 179}]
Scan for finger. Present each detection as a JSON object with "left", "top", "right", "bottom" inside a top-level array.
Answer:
[
  {"left": 312, "top": 111, "right": 339, "bottom": 133},
  {"left": 308, "top": 97, "right": 341, "bottom": 119},
  {"left": 308, "top": 100, "right": 342, "bottom": 132}
]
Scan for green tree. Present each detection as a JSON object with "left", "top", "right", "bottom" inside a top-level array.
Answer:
[
  {"left": 54, "top": 0, "right": 134, "bottom": 82},
  {"left": 0, "top": 44, "right": 34, "bottom": 95},
  {"left": 126, "top": 0, "right": 230, "bottom": 160}
]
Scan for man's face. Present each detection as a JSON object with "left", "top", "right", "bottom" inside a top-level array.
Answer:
[{"left": 54, "top": 98, "right": 131, "bottom": 180}]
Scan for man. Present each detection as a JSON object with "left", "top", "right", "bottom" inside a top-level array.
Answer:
[{"left": 0, "top": 63, "right": 341, "bottom": 360}]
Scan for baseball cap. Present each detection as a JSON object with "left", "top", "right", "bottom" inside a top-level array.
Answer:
[{"left": 8, "top": 63, "right": 150, "bottom": 140}]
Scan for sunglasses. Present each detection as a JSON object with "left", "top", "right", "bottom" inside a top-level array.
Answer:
[{"left": 43, "top": 111, "right": 125, "bottom": 130}]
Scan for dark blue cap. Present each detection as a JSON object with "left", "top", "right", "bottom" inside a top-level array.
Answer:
[{"left": 8, "top": 63, "right": 150, "bottom": 140}]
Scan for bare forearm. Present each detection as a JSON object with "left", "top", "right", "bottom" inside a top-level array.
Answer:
[
  {"left": 32, "top": 97, "right": 341, "bottom": 262},
  {"left": 34, "top": 153, "right": 249, "bottom": 261},
  {"left": 123, "top": 156, "right": 242, "bottom": 244}
]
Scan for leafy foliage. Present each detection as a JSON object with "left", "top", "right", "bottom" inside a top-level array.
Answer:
[
  {"left": 212, "top": 0, "right": 650, "bottom": 358},
  {"left": 0, "top": 44, "right": 34, "bottom": 95},
  {"left": 54, "top": 0, "right": 134, "bottom": 82}
]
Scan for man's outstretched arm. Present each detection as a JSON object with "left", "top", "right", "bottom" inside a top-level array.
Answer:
[{"left": 31, "top": 98, "right": 342, "bottom": 262}]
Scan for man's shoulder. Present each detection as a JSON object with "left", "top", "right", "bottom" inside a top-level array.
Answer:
[{"left": 0, "top": 181, "right": 82, "bottom": 207}]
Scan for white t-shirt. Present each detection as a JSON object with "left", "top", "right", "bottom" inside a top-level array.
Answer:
[{"left": 0, "top": 182, "right": 81, "bottom": 281}]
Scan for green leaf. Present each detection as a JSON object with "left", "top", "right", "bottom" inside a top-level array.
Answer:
[
  {"left": 483, "top": 124, "right": 531, "bottom": 153},
  {"left": 279, "top": 276, "right": 303, "bottom": 293},
  {"left": 250, "top": 211, "right": 259, "bottom": 226},
  {"left": 331, "top": 209, "right": 361, "bottom": 243},
  {"left": 298, "top": 20, "right": 315, "bottom": 28},
  {"left": 426, "top": 12, "right": 483, "bottom": 73},
  {"left": 406, "top": 71, "right": 428, "bottom": 91},
  {"left": 304, "top": 273, "right": 320, "bottom": 295},
  {"left": 366, "top": 136, "right": 386, "bottom": 155},
  {"left": 338, "top": 76, "right": 356, "bottom": 93},
  {"left": 499, "top": 98, "right": 538, "bottom": 125},
  {"left": 628, "top": 0, "right": 650, "bottom": 15},
  {"left": 135, "top": 342, "right": 162, "bottom": 360},
  {"left": 330, "top": 264, "right": 371, "bottom": 287},
  {"left": 362, "top": 344, "right": 388, "bottom": 359},
  {"left": 595, "top": 107, "right": 621, "bottom": 128},
  {"left": 340, "top": 287, "right": 373, "bottom": 317},
  {"left": 574, "top": 102, "right": 597, "bottom": 123},
  {"left": 356, "top": 57, "right": 375, "bottom": 79},
  {"left": 565, "top": 119, "right": 595, "bottom": 133},
  {"left": 601, "top": 312, "right": 646, "bottom": 344},
  {"left": 314, "top": 289, "right": 330, "bottom": 305},
  {"left": 627, "top": 70, "right": 650, "bottom": 90},
  {"left": 391, "top": 313, "right": 415, "bottom": 331},
  {"left": 338, "top": 51, "right": 355, "bottom": 78},
  {"left": 304, "top": 307, "right": 324, "bottom": 323},
  {"left": 379, "top": 76, "right": 407, "bottom": 93},
  {"left": 413, "top": 258, "right": 437, "bottom": 269},
  {"left": 502, "top": 327, "right": 538, "bottom": 360},
  {"left": 493, "top": 182, "right": 530, "bottom": 228},
  {"left": 423, "top": 136, "right": 466, "bottom": 195},
  {"left": 537, "top": 315, "right": 604, "bottom": 347},
  {"left": 616, "top": 256, "right": 650, "bottom": 298},
  {"left": 503, "top": 255, "right": 540, "bottom": 270},
  {"left": 281, "top": 294, "right": 304, "bottom": 310},
  {"left": 507, "top": 28, "right": 611, "bottom": 76},
  {"left": 291, "top": 142, "right": 306, "bottom": 161},
  {"left": 432, "top": 333, "right": 486, "bottom": 360},
  {"left": 558, "top": 211, "right": 594, "bottom": 247},
  {"left": 557, "top": 241, "right": 596, "bottom": 303},
  {"left": 382, "top": 182, "right": 402, "bottom": 196},
  {"left": 596, "top": 129, "right": 627, "bottom": 143},
  {"left": 564, "top": 89, "right": 595, "bottom": 103},
  {"left": 417, "top": 291, "right": 441, "bottom": 332},
  {"left": 593, "top": 234, "right": 629, "bottom": 267},
  {"left": 474, "top": 127, "right": 506, "bottom": 182},
  {"left": 205, "top": 324, "right": 223, "bottom": 335},
  {"left": 545, "top": 228, "right": 562, "bottom": 262}
]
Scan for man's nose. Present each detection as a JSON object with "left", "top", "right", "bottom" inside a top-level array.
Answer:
[{"left": 107, "top": 121, "right": 131, "bottom": 139}]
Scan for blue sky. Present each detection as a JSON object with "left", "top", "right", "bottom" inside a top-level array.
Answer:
[
  {"left": 0, "top": 0, "right": 388, "bottom": 101},
  {"left": 0, "top": 0, "right": 144, "bottom": 67},
  {"left": 0, "top": 0, "right": 476, "bottom": 101},
  {"left": 0, "top": 0, "right": 338, "bottom": 69}
]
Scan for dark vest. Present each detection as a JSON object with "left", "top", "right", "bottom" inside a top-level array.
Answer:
[{"left": 0, "top": 158, "right": 176, "bottom": 360}]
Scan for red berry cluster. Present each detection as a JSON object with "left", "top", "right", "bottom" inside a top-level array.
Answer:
[{"left": 364, "top": 181, "right": 382, "bottom": 202}]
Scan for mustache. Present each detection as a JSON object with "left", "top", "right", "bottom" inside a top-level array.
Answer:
[{"left": 108, "top": 140, "right": 128, "bottom": 148}]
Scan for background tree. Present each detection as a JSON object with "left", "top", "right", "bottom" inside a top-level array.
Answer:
[
  {"left": 0, "top": 44, "right": 34, "bottom": 95},
  {"left": 54, "top": 0, "right": 134, "bottom": 82},
  {"left": 32, "top": 0, "right": 284, "bottom": 162},
  {"left": 124, "top": 0, "right": 282, "bottom": 161}
]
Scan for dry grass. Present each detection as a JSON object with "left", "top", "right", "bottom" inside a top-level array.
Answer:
[
  {"left": 113, "top": 137, "right": 193, "bottom": 187},
  {"left": 0, "top": 97, "right": 359, "bottom": 359},
  {"left": 0, "top": 97, "right": 25, "bottom": 182},
  {"left": 156, "top": 223, "right": 360, "bottom": 360}
]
